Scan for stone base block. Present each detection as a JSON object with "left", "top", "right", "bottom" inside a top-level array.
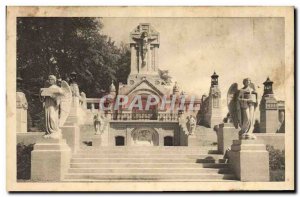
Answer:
[
  {"left": 31, "top": 138, "right": 71, "bottom": 181},
  {"left": 217, "top": 123, "right": 239, "bottom": 154},
  {"left": 64, "top": 116, "right": 79, "bottom": 126},
  {"left": 229, "top": 139, "right": 269, "bottom": 181},
  {"left": 187, "top": 135, "right": 200, "bottom": 146},
  {"left": 61, "top": 125, "right": 79, "bottom": 153},
  {"left": 210, "top": 116, "right": 223, "bottom": 129},
  {"left": 92, "top": 135, "right": 102, "bottom": 147}
]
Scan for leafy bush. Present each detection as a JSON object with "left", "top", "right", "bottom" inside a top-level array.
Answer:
[
  {"left": 17, "top": 143, "right": 34, "bottom": 180},
  {"left": 266, "top": 145, "right": 285, "bottom": 181}
]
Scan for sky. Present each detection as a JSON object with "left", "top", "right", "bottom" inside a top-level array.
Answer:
[{"left": 100, "top": 17, "right": 285, "bottom": 118}]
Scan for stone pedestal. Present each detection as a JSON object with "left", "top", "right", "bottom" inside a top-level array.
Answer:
[
  {"left": 228, "top": 139, "right": 269, "bottom": 181},
  {"left": 260, "top": 95, "right": 279, "bottom": 133},
  {"left": 187, "top": 135, "right": 199, "bottom": 146},
  {"left": 217, "top": 123, "right": 239, "bottom": 154},
  {"left": 65, "top": 108, "right": 80, "bottom": 126},
  {"left": 61, "top": 125, "right": 80, "bottom": 153},
  {"left": 92, "top": 135, "right": 102, "bottom": 147},
  {"left": 31, "top": 138, "right": 71, "bottom": 181},
  {"left": 64, "top": 97, "right": 86, "bottom": 126}
]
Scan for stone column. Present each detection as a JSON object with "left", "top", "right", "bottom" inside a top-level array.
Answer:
[
  {"left": 228, "top": 139, "right": 269, "bottom": 181},
  {"left": 31, "top": 138, "right": 71, "bottom": 181},
  {"left": 217, "top": 123, "right": 239, "bottom": 154},
  {"left": 154, "top": 46, "right": 159, "bottom": 71},
  {"left": 147, "top": 44, "right": 151, "bottom": 72},
  {"left": 157, "top": 128, "right": 164, "bottom": 146},
  {"left": 16, "top": 92, "right": 28, "bottom": 133},
  {"left": 130, "top": 44, "right": 137, "bottom": 75},
  {"left": 152, "top": 47, "right": 155, "bottom": 72},
  {"left": 61, "top": 96, "right": 83, "bottom": 153}
]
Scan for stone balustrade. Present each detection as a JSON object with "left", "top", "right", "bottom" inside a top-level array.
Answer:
[
  {"left": 84, "top": 97, "right": 179, "bottom": 122},
  {"left": 112, "top": 111, "right": 179, "bottom": 122},
  {"left": 85, "top": 98, "right": 101, "bottom": 112}
]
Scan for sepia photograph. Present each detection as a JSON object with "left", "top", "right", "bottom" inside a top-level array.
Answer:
[{"left": 6, "top": 6, "right": 294, "bottom": 191}]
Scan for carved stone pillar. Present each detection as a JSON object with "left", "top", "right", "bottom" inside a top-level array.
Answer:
[{"left": 130, "top": 44, "right": 137, "bottom": 75}]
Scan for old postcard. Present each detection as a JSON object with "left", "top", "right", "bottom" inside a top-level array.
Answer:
[{"left": 6, "top": 6, "right": 294, "bottom": 191}]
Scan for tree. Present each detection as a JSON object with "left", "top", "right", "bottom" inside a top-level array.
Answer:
[{"left": 17, "top": 17, "right": 130, "bottom": 129}]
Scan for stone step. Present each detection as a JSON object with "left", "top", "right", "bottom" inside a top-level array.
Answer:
[
  {"left": 70, "top": 158, "right": 226, "bottom": 164},
  {"left": 76, "top": 147, "right": 218, "bottom": 153},
  {"left": 76, "top": 150, "right": 219, "bottom": 155},
  {"left": 63, "top": 178, "right": 237, "bottom": 182},
  {"left": 78, "top": 146, "right": 217, "bottom": 150},
  {"left": 72, "top": 154, "right": 224, "bottom": 159},
  {"left": 70, "top": 162, "right": 230, "bottom": 168},
  {"left": 68, "top": 167, "right": 231, "bottom": 174},
  {"left": 64, "top": 173, "right": 236, "bottom": 180}
]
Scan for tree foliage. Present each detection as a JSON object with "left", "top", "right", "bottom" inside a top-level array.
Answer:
[
  {"left": 17, "top": 17, "right": 130, "bottom": 129},
  {"left": 266, "top": 145, "right": 285, "bottom": 181}
]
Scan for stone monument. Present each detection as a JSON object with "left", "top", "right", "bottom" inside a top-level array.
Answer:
[
  {"left": 199, "top": 72, "right": 222, "bottom": 128},
  {"left": 259, "top": 77, "right": 279, "bottom": 133},
  {"left": 16, "top": 92, "right": 28, "bottom": 133},
  {"left": 227, "top": 78, "right": 269, "bottom": 181},
  {"left": 127, "top": 23, "right": 161, "bottom": 85},
  {"left": 31, "top": 75, "right": 72, "bottom": 181}
]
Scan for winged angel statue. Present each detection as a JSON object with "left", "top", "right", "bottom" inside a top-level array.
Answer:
[
  {"left": 227, "top": 78, "right": 258, "bottom": 140},
  {"left": 40, "top": 75, "right": 72, "bottom": 139}
]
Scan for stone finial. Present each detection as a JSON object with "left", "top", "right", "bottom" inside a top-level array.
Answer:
[
  {"left": 263, "top": 76, "right": 274, "bottom": 95},
  {"left": 173, "top": 81, "right": 180, "bottom": 94},
  {"left": 109, "top": 81, "right": 116, "bottom": 93},
  {"left": 211, "top": 71, "right": 219, "bottom": 86}
]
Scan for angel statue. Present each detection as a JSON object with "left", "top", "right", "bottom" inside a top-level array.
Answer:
[
  {"left": 227, "top": 78, "right": 258, "bottom": 140},
  {"left": 186, "top": 115, "right": 196, "bottom": 135},
  {"left": 40, "top": 75, "right": 72, "bottom": 139}
]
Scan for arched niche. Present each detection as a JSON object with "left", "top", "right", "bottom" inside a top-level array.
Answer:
[{"left": 131, "top": 127, "right": 159, "bottom": 146}]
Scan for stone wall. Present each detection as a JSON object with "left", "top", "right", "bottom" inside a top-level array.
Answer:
[
  {"left": 255, "top": 133, "right": 285, "bottom": 150},
  {"left": 108, "top": 121, "right": 181, "bottom": 146},
  {"left": 17, "top": 132, "right": 44, "bottom": 145}
]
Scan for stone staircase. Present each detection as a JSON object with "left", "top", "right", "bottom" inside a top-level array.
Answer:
[{"left": 63, "top": 146, "right": 237, "bottom": 181}]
